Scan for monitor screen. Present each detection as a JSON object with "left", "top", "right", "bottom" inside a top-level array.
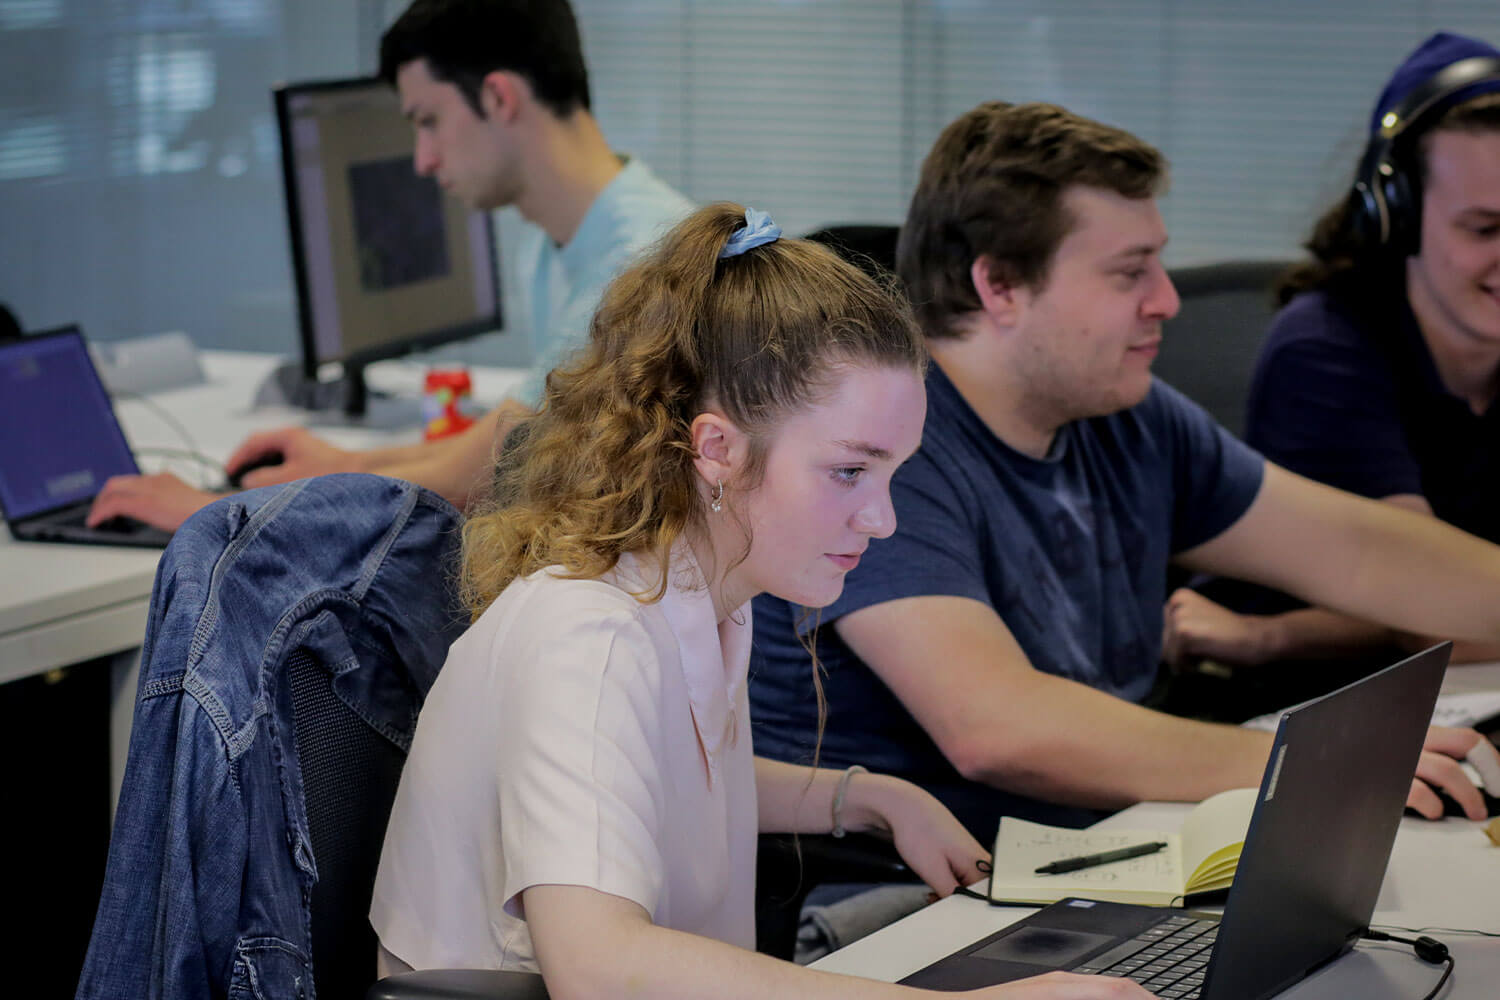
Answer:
[{"left": 273, "top": 77, "right": 501, "bottom": 384}]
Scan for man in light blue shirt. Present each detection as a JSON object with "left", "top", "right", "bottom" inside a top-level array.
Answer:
[
  {"left": 515, "top": 155, "right": 695, "bottom": 408},
  {"left": 88, "top": 0, "right": 693, "bottom": 529}
]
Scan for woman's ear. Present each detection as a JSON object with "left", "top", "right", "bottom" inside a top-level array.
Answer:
[{"left": 689, "top": 411, "right": 747, "bottom": 494}]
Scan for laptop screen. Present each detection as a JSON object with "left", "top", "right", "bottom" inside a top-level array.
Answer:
[{"left": 0, "top": 327, "right": 140, "bottom": 521}]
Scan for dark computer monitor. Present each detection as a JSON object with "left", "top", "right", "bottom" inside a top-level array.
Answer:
[{"left": 272, "top": 76, "right": 502, "bottom": 420}]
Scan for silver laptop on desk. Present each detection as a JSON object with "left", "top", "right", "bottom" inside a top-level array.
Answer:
[
  {"left": 901, "top": 643, "right": 1451, "bottom": 999},
  {"left": 0, "top": 326, "right": 173, "bottom": 548}
]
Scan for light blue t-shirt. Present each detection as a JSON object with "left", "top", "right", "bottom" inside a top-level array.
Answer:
[{"left": 515, "top": 157, "right": 695, "bottom": 407}]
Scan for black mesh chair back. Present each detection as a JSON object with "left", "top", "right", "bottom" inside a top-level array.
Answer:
[
  {"left": 289, "top": 646, "right": 408, "bottom": 1000},
  {"left": 754, "top": 832, "right": 914, "bottom": 960},
  {"left": 367, "top": 969, "right": 553, "bottom": 999},
  {"left": 1158, "top": 260, "right": 1291, "bottom": 439},
  {"left": 803, "top": 225, "right": 901, "bottom": 281}
]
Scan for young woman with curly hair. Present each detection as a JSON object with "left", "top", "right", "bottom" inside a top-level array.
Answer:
[{"left": 371, "top": 202, "right": 1146, "bottom": 1000}]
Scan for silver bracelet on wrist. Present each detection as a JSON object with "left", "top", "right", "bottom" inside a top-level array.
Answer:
[{"left": 830, "top": 764, "right": 869, "bottom": 838}]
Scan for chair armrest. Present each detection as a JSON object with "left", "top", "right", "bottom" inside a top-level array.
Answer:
[
  {"left": 761, "top": 832, "right": 913, "bottom": 886},
  {"left": 755, "top": 832, "right": 915, "bottom": 959},
  {"left": 366, "top": 969, "right": 549, "bottom": 999}
]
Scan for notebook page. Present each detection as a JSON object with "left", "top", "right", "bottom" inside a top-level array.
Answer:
[{"left": 989, "top": 818, "right": 1184, "bottom": 902}]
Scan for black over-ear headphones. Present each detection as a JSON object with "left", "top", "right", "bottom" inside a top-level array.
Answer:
[
  {"left": 0, "top": 302, "right": 21, "bottom": 342},
  {"left": 1350, "top": 55, "right": 1500, "bottom": 254}
]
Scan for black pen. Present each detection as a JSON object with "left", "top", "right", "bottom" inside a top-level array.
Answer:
[{"left": 1034, "top": 840, "right": 1169, "bottom": 875}]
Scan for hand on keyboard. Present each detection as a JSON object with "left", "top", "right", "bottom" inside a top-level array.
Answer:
[{"left": 86, "top": 471, "right": 218, "bottom": 533}]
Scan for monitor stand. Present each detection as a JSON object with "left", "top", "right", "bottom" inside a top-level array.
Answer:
[{"left": 252, "top": 359, "right": 424, "bottom": 433}]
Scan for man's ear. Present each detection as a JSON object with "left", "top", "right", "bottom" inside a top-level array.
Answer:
[
  {"left": 478, "top": 70, "right": 527, "bottom": 124},
  {"left": 689, "top": 411, "right": 748, "bottom": 495},
  {"left": 970, "top": 254, "right": 1025, "bottom": 326}
]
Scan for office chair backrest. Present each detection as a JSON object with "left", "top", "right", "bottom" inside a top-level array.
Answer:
[
  {"left": 78, "top": 475, "right": 466, "bottom": 1000},
  {"left": 803, "top": 224, "right": 901, "bottom": 281},
  {"left": 1158, "top": 260, "right": 1290, "bottom": 439},
  {"left": 290, "top": 646, "right": 410, "bottom": 1000}
]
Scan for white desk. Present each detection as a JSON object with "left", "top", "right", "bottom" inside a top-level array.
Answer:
[
  {"left": 813, "top": 815, "right": 1500, "bottom": 994},
  {"left": 813, "top": 663, "right": 1500, "bottom": 995},
  {"left": 0, "top": 350, "right": 526, "bottom": 805}
]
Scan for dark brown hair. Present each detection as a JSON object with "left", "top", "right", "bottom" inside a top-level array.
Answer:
[
  {"left": 897, "top": 101, "right": 1167, "bottom": 338},
  {"left": 379, "top": 0, "right": 591, "bottom": 118},
  {"left": 1276, "top": 94, "right": 1500, "bottom": 306}
]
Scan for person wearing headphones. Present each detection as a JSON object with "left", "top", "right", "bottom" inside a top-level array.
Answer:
[{"left": 1162, "top": 33, "right": 1500, "bottom": 671}]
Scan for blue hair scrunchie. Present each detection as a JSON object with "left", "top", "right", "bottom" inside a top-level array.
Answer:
[{"left": 719, "top": 208, "right": 782, "bottom": 259}]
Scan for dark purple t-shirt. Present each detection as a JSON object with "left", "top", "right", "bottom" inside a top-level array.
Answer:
[{"left": 1245, "top": 289, "right": 1500, "bottom": 543}]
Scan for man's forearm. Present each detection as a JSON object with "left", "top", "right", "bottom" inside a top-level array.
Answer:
[
  {"left": 363, "top": 401, "right": 529, "bottom": 509},
  {"left": 1394, "top": 632, "right": 1500, "bottom": 665},
  {"left": 1259, "top": 607, "right": 1398, "bottom": 662},
  {"left": 1267, "top": 607, "right": 1500, "bottom": 665},
  {"left": 1186, "top": 468, "right": 1500, "bottom": 647},
  {"left": 1333, "top": 497, "right": 1500, "bottom": 644},
  {"left": 842, "top": 598, "right": 1276, "bottom": 812},
  {"left": 960, "top": 673, "right": 1273, "bottom": 809}
]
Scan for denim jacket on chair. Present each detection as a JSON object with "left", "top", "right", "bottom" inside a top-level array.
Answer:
[{"left": 76, "top": 474, "right": 464, "bottom": 1000}]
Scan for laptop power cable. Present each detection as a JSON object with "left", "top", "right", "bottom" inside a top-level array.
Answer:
[{"left": 1360, "top": 929, "right": 1453, "bottom": 1000}]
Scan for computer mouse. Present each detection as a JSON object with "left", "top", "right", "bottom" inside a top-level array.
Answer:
[{"left": 226, "top": 450, "right": 285, "bottom": 490}]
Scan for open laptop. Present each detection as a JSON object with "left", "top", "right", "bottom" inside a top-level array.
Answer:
[
  {"left": 0, "top": 325, "right": 173, "bottom": 548},
  {"left": 901, "top": 643, "right": 1452, "bottom": 999}
]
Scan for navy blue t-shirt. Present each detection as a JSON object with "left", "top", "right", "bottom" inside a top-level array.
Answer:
[
  {"left": 1246, "top": 289, "right": 1500, "bottom": 544},
  {"left": 749, "top": 365, "right": 1265, "bottom": 842}
]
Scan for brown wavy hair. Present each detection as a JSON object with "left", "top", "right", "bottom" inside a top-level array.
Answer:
[
  {"left": 460, "top": 202, "right": 926, "bottom": 619},
  {"left": 1276, "top": 93, "right": 1500, "bottom": 307}
]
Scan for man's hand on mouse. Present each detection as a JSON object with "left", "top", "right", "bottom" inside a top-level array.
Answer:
[
  {"left": 86, "top": 471, "right": 219, "bottom": 533},
  {"left": 225, "top": 427, "right": 364, "bottom": 489},
  {"left": 1407, "top": 725, "right": 1491, "bottom": 821},
  {"left": 79, "top": 429, "right": 366, "bottom": 536}
]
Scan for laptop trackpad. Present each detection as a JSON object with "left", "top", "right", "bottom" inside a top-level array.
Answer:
[{"left": 973, "top": 927, "right": 1118, "bottom": 968}]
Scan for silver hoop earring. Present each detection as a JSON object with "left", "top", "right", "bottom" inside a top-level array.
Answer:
[{"left": 710, "top": 479, "right": 724, "bottom": 513}]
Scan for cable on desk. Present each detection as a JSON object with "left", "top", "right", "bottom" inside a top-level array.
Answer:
[
  {"left": 953, "top": 858, "right": 990, "bottom": 901},
  {"left": 131, "top": 448, "right": 231, "bottom": 491},
  {"left": 1362, "top": 929, "right": 1454, "bottom": 1000},
  {"left": 111, "top": 390, "right": 222, "bottom": 488},
  {"left": 1372, "top": 923, "right": 1500, "bottom": 939}
]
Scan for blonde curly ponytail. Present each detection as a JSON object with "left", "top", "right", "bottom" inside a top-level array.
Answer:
[{"left": 460, "top": 202, "right": 924, "bottom": 620}]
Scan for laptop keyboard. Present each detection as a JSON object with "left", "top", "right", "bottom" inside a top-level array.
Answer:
[
  {"left": 20, "top": 502, "right": 171, "bottom": 547},
  {"left": 30, "top": 504, "right": 147, "bottom": 536},
  {"left": 1072, "top": 914, "right": 1218, "bottom": 998}
]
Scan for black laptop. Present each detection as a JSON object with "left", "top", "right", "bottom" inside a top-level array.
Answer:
[
  {"left": 902, "top": 643, "right": 1452, "bottom": 999},
  {"left": 0, "top": 325, "right": 172, "bottom": 548}
]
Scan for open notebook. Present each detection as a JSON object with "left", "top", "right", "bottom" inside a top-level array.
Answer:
[{"left": 987, "top": 787, "right": 1256, "bottom": 906}]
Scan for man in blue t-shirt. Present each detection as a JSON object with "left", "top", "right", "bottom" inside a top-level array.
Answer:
[{"left": 750, "top": 101, "right": 1497, "bottom": 843}]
